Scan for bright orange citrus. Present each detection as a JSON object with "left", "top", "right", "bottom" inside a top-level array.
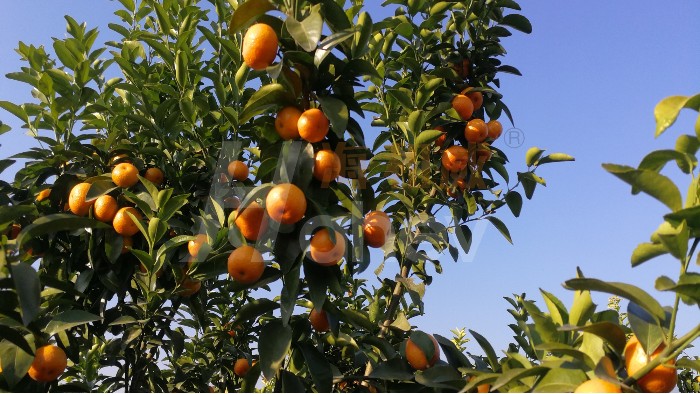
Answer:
[
  {"left": 451, "top": 94, "right": 474, "bottom": 120},
  {"left": 624, "top": 335, "right": 677, "bottom": 393},
  {"left": 462, "top": 88, "right": 483, "bottom": 110},
  {"left": 234, "top": 358, "right": 250, "bottom": 377},
  {"left": 275, "top": 106, "right": 303, "bottom": 140},
  {"left": 313, "top": 150, "right": 342, "bottom": 183},
  {"left": 298, "top": 108, "right": 330, "bottom": 143},
  {"left": 227, "top": 160, "right": 249, "bottom": 181},
  {"left": 94, "top": 195, "right": 119, "bottom": 223},
  {"left": 112, "top": 162, "right": 139, "bottom": 188},
  {"left": 144, "top": 167, "right": 164, "bottom": 186},
  {"left": 363, "top": 211, "right": 391, "bottom": 248},
  {"left": 574, "top": 379, "right": 621, "bottom": 393},
  {"left": 487, "top": 120, "right": 503, "bottom": 140},
  {"left": 309, "top": 308, "right": 330, "bottom": 332},
  {"left": 227, "top": 245, "right": 265, "bottom": 285},
  {"left": 234, "top": 201, "right": 269, "bottom": 241},
  {"left": 441, "top": 145, "right": 469, "bottom": 172},
  {"left": 405, "top": 334, "right": 440, "bottom": 370},
  {"left": 265, "top": 183, "right": 307, "bottom": 225},
  {"left": 179, "top": 276, "right": 201, "bottom": 297},
  {"left": 465, "top": 119, "right": 488, "bottom": 143},
  {"left": 242, "top": 23, "right": 278, "bottom": 70},
  {"left": 188, "top": 234, "right": 208, "bottom": 257},
  {"left": 36, "top": 188, "right": 51, "bottom": 202},
  {"left": 309, "top": 228, "right": 346, "bottom": 266},
  {"left": 27, "top": 344, "right": 67, "bottom": 382},
  {"left": 434, "top": 125, "right": 447, "bottom": 147},
  {"left": 69, "top": 182, "right": 95, "bottom": 216},
  {"left": 113, "top": 207, "right": 142, "bottom": 236}
]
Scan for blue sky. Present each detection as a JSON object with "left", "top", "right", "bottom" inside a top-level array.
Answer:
[{"left": 1, "top": 1, "right": 699, "bottom": 357}]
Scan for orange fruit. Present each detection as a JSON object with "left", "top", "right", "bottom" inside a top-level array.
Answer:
[
  {"left": 624, "top": 335, "right": 677, "bottom": 393},
  {"left": 36, "top": 188, "right": 51, "bottom": 202},
  {"left": 27, "top": 344, "right": 67, "bottom": 382},
  {"left": 242, "top": 23, "right": 278, "bottom": 70},
  {"left": 265, "top": 183, "right": 307, "bottom": 225},
  {"left": 467, "top": 377, "right": 491, "bottom": 393},
  {"left": 441, "top": 145, "right": 469, "bottom": 172},
  {"left": 121, "top": 236, "right": 133, "bottom": 254},
  {"left": 363, "top": 211, "right": 391, "bottom": 248},
  {"left": 452, "top": 59, "right": 470, "bottom": 79},
  {"left": 434, "top": 126, "right": 446, "bottom": 147},
  {"left": 405, "top": 334, "right": 440, "bottom": 370},
  {"left": 234, "top": 201, "right": 269, "bottom": 241},
  {"left": 94, "top": 195, "right": 119, "bottom": 223},
  {"left": 188, "top": 234, "right": 208, "bottom": 257},
  {"left": 313, "top": 150, "right": 342, "bottom": 183},
  {"left": 227, "top": 245, "right": 265, "bottom": 285},
  {"left": 462, "top": 88, "right": 483, "bottom": 110},
  {"left": 275, "top": 106, "right": 303, "bottom": 140},
  {"left": 144, "top": 167, "right": 164, "bottom": 186},
  {"left": 298, "top": 108, "right": 330, "bottom": 143},
  {"left": 309, "top": 228, "right": 346, "bottom": 266},
  {"left": 234, "top": 358, "right": 250, "bottom": 377},
  {"left": 465, "top": 119, "right": 488, "bottom": 143},
  {"left": 69, "top": 182, "right": 95, "bottom": 216},
  {"left": 113, "top": 207, "right": 142, "bottom": 236},
  {"left": 8, "top": 223, "right": 21, "bottom": 240},
  {"left": 179, "top": 276, "right": 201, "bottom": 297},
  {"left": 451, "top": 94, "right": 474, "bottom": 120},
  {"left": 224, "top": 196, "right": 241, "bottom": 209},
  {"left": 112, "top": 162, "right": 139, "bottom": 188},
  {"left": 309, "top": 308, "right": 330, "bottom": 332},
  {"left": 227, "top": 160, "right": 249, "bottom": 181},
  {"left": 574, "top": 379, "right": 621, "bottom": 393},
  {"left": 487, "top": 120, "right": 503, "bottom": 140}
]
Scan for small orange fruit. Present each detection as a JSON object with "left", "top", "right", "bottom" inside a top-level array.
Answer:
[
  {"left": 227, "top": 160, "right": 249, "bottom": 182},
  {"left": 441, "top": 145, "right": 469, "bottom": 172},
  {"left": 227, "top": 245, "right": 265, "bottom": 285},
  {"left": 624, "top": 335, "right": 677, "bottom": 393},
  {"left": 463, "top": 88, "right": 483, "bottom": 110},
  {"left": 434, "top": 126, "right": 447, "bottom": 147},
  {"left": 242, "top": 23, "right": 278, "bottom": 70},
  {"left": 94, "top": 195, "right": 119, "bottom": 223},
  {"left": 188, "top": 234, "right": 208, "bottom": 257},
  {"left": 405, "top": 333, "right": 440, "bottom": 370},
  {"left": 234, "top": 358, "right": 250, "bottom": 377},
  {"left": 487, "top": 120, "right": 503, "bottom": 140},
  {"left": 275, "top": 106, "right": 303, "bottom": 140},
  {"left": 144, "top": 167, "right": 164, "bottom": 186},
  {"left": 112, "top": 162, "right": 139, "bottom": 188},
  {"left": 113, "top": 207, "right": 142, "bottom": 236},
  {"left": 36, "top": 188, "right": 51, "bottom": 202},
  {"left": 265, "top": 183, "right": 307, "bottom": 225},
  {"left": 298, "top": 108, "right": 330, "bottom": 143},
  {"left": 121, "top": 236, "right": 133, "bottom": 254},
  {"left": 69, "top": 182, "right": 95, "bottom": 216},
  {"left": 179, "top": 276, "right": 201, "bottom": 297},
  {"left": 451, "top": 94, "right": 474, "bottom": 120},
  {"left": 574, "top": 379, "right": 621, "bottom": 393},
  {"left": 363, "top": 211, "right": 391, "bottom": 248},
  {"left": 465, "top": 119, "right": 488, "bottom": 143},
  {"left": 234, "top": 201, "right": 269, "bottom": 241},
  {"left": 313, "top": 150, "right": 342, "bottom": 183},
  {"left": 309, "top": 308, "right": 330, "bottom": 332},
  {"left": 309, "top": 228, "right": 346, "bottom": 266},
  {"left": 27, "top": 344, "right": 67, "bottom": 382}
]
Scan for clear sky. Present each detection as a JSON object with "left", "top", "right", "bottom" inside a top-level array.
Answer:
[{"left": 1, "top": 1, "right": 699, "bottom": 357}]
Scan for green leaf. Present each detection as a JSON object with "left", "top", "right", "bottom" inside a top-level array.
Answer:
[
  {"left": 259, "top": 319, "right": 292, "bottom": 381},
  {"left": 505, "top": 191, "right": 523, "bottom": 217},
  {"left": 86, "top": 180, "right": 117, "bottom": 201},
  {"left": 369, "top": 357, "right": 414, "bottom": 380},
  {"left": 540, "top": 289, "right": 568, "bottom": 327},
  {"left": 486, "top": 216, "right": 512, "bottom": 244},
  {"left": 456, "top": 224, "right": 472, "bottom": 255},
  {"left": 638, "top": 149, "right": 695, "bottom": 175},
  {"left": 500, "top": 14, "right": 533, "bottom": 34},
  {"left": 491, "top": 367, "right": 549, "bottom": 391},
  {"left": 654, "top": 94, "right": 700, "bottom": 137},
  {"left": 559, "top": 322, "right": 627, "bottom": 354},
  {"left": 298, "top": 343, "right": 333, "bottom": 392},
  {"left": 317, "top": 96, "right": 348, "bottom": 138},
  {"left": 415, "top": 365, "right": 464, "bottom": 390},
  {"left": 537, "top": 153, "right": 575, "bottom": 165},
  {"left": 664, "top": 206, "right": 700, "bottom": 230},
  {"left": 415, "top": 129, "right": 444, "bottom": 150},
  {"left": 387, "top": 88, "right": 414, "bottom": 111},
  {"left": 435, "top": 334, "right": 472, "bottom": 369},
  {"left": 0, "top": 326, "right": 33, "bottom": 355},
  {"left": 286, "top": 10, "right": 323, "bottom": 52},
  {"left": 525, "top": 147, "right": 544, "bottom": 166},
  {"left": 44, "top": 310, "right": 102, "bottom": 335},
  {"left": 602, "top": 164, "right": 682, "bottom": 212},
  {"left": 16, "top": 214, "right": 110, "bottom": 248},
  {"left": 533, "top": 367, "right": 587, "bottom": 393},
  {"left": 652, "top": 220, "right": 688, "bottom": 260},
  {"left": 656, "top": 273, "right": 700, "bottom": 306},
  {"left": 0, "top": 341, "right": 35, "bottom": 389},
  {"left": 280, "top": 262, "right": 301, "bottom": 325},
  {"left": 232, "top": 298, "right": 279, "bottom": 326},
  {"left": 11, "top": 263, "right": 41, "bottom": 325},
  {"left": 469, "top": 330, "right": 499, "bottom": 371},
  {"left": 239, "top": 83, "right": 294, "bottom": 123},
  {"left": 627, "top": 301, "right": 667, "bottom": 354},
  {"left": 0, "top": 205, "right": 36, "bottom": 226},
  {"left": 158, "top": 194, "right": 189, "bottom": 221},
  {"left": 631, "top": 242, "right": 668, "bottom": 267},
  {"left": 564, "top": 278, "right": 667, "bottom": 322},
  {"left": 229, "top": 0, "right": 275, "bottom": 34},
  {"left": 0, "top": 101, "right": 28, "bottom": 123}
]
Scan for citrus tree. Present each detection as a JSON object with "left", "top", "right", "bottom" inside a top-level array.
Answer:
[{"left": 1, "top": 0, "right": 693, "bottom": 393}]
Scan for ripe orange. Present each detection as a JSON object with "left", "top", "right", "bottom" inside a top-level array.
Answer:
[
  {"left": 144, "top": 167, "right": 164, "bottom": 186},
  {"left": 242, "top": 23, "right": 278, "bottom": 70},
  {"left": 265, "top": 183, "right": 307, "bottom": 225},
  {"left": 94, "top": 195, "right": 119, "bottom": 223},
  {"left": 227, "top": 160, "right": 249, "bottom": 181},
  {"left": 434, "top": 125, "right": 447, "bottom": 147},
  {"left": 234, "top": 201, "right": 269, "bottom": 241},
  {"left": 36, "top": 188, "right": 51, "bottom": 202},
  {"left": 487, "top": 120, "right": 503, "bottom": 140},
  {"left": 113, "top": 207, "right": 142, "bottom": 236},
  {"left": 624, "top": 335, "right": 677, "bottom": 393},
  {"left": 313, "top": 150, "right": 342, "bottom": 183},
  {"left": 234, "top": 358, "right": 250, "bottom": 377},
  {"left": 462, "top": 88, "right": 483, "bottom": 110},
  {"left": 441, "top": 145, "right": 469, "bottom": 172},
  {"left": 112, "top": 162, "right": 139, "bottom": 188},
  {"left": 363, "top": 211, "right": 391, "bottom": 248},
  {"left": 451, "top": 94, "right": 474, "bottom": 120},
  {"left": 121, "top": 236, "right": 133, "bottom": 254},
  {"left": 227, "top": 245, "right": 265, "bottom": 285},
  {"left": 309, "top": 308, "right": 330, "bottom": 332},
  {"left": 188, "top": 234, "right": 208, "bottom": 257},
  {"left": 309, "top": 228, "right": 346, "bottom": 266},
  {"left": 467, "top": 377, "right": 491, "bottom": 393},
  {"left": 298, "top": 108, "right": 330, "bottom": 143},
  {"left": 275, "top": 106, "right": 303, "bottom": 140},
  {"left": 405, "top": 334, "right": 440, "bottom": 370},
  {"left": 27, "top": 344, "right": 67, "bottom": 382},
  {"left": 179, "top": 276, "right": 201, "bottom": 297},
  {"left": 69, "top": 182, "right": 95, "bottom": 216},
  {"left": 465, "top": 119, "right": 488, "bottom": 143},
  {"left": 574, "top": 379, "right": 621, "bottom": 393}
]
